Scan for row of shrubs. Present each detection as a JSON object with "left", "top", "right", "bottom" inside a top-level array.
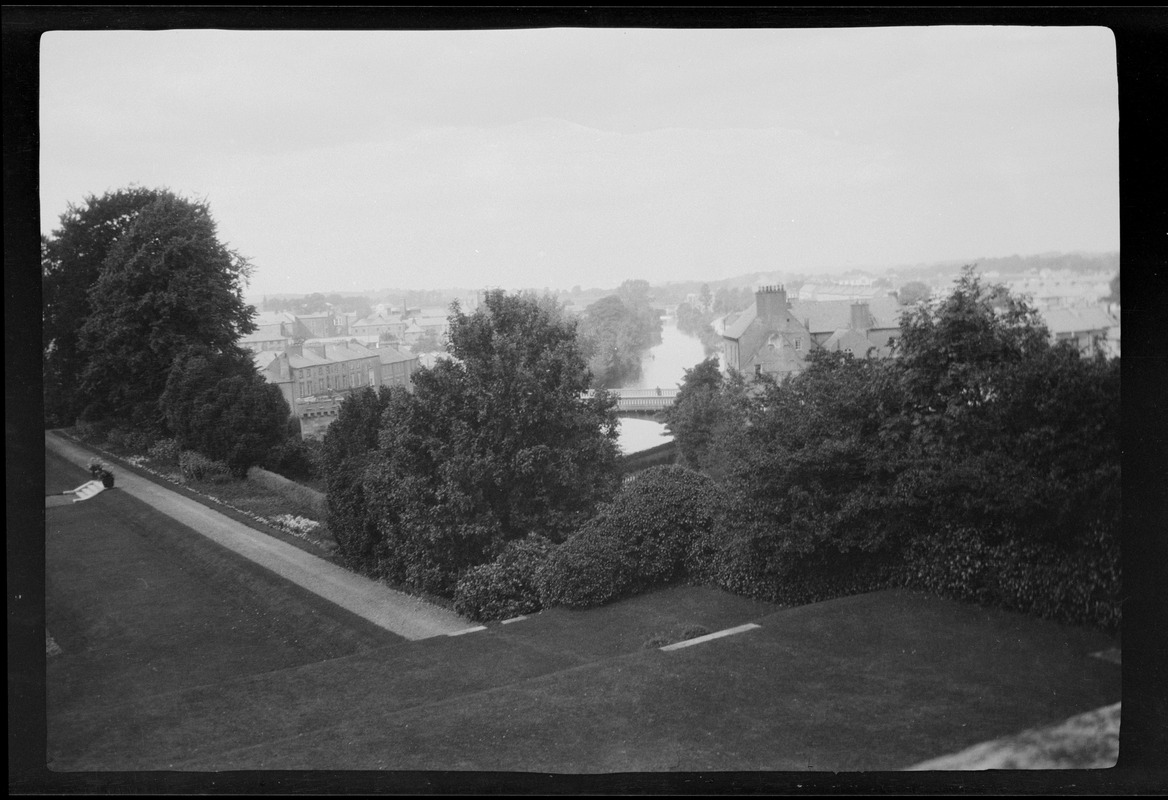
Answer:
[
  {"left": 453, "top": 464, "right": 1122, "bottom": 631},
  {"left": 73, "top": 423, "right": 237, "bottom": 484},
  {"left": 72, "top": 418, "right": 327, "bottom": 487}
]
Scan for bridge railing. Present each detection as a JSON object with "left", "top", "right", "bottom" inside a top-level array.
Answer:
[{"left": 581, "top": 388, "right": 679, "bottom": 400}]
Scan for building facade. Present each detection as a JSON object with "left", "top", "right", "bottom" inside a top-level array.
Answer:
[
  {"left": 253, "top": 340, "right": 420, "bottom": 438},
  {"left": 720, "top": 285, "right": 903, "bottom": 381}
]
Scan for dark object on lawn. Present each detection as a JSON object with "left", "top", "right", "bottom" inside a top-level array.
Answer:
[{"left": 89, "top": 459, "right": 115, "bottom": 488}]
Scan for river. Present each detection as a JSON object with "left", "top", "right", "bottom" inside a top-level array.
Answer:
[{"left": 614, "top": 317, "right": 714, "bottom": 454}]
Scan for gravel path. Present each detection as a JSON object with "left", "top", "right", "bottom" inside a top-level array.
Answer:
[{"left": 45, "top": 432, "right": 472, "bottom": 640}]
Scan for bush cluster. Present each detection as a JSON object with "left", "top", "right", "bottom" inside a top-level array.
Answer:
[
  {"left": 537, "top": 466, "right": 729, "bottom": 610},
  {"left": 453, "top": 535, "right": 555, "bottom": 621},
  {"left": 659, "top": 267, "right": 1121, "bottom": 629},
  {"left": 148, "top": 437, "right": 181, "bottom": 467},
  {"left": 263, "top": 437, "right": 323, "bottom": 483},
  {"left": 900, "top": 523, "right": 1122, "bottom": 631},
  {"left": 179, "top": 450, "right": 231, "bottom": 483}
]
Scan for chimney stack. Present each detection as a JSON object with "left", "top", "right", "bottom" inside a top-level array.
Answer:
[
  {"left": 850, "top": 301, "right": 871, "bottom": 331},
  {"left": 755, "top": 284, "right": 789, "bottom": 322}
]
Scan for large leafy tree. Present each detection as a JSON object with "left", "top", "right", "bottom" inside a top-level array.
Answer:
[
  {"left": 354, "top": 290, "right": 621, "bottom": 595},
  {"left": 74, "top": 191, "right": 257, "bottom": 429},
  {"left": 891, "top": 268, "right": 1118, "bottom": 543},
  {"left": 160, "top": 345, "right": 290, "bottom": 477},
  {"left": 42, "top": 186, "right": 171, "bottom": 426},
  {"left": 726, "top": 351, "right": 910, "bottom": 556}
]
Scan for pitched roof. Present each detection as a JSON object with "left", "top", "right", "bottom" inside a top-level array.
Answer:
[
  {"left": 789, "top": 295, "right": 902, "bottom": 333},
  {"left": 375, "top": 345, "right": 416, "bottom": 365},
  {"left": 352, "top": 313, "right": 404, "bottom": 328},
  {"left": 1040, "top": 305, "right": 1116, "bottom": 335},
  {"left": 252, "top": 350, "right": 279, "bottom": 371},
  {"left": 252, "top": 310, "right": 296, "bottom": 326},
  {"left": 722, "top": 308, "right": 756, "bottom": 340},
  {"left": 721, "top": 295, "right": 903, "bottom": 340}
]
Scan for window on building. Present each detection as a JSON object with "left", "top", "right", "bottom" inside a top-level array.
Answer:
[
  {"left": 795, "top": 338, "right": 802, "bottom": 351},
  {"left": 755, "top": 364, "right": 762, "bottom": 377}
]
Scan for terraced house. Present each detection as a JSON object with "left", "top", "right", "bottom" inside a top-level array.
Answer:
[
  {"left": 720, "top": 284, "right": 903, "bottom": 380},
  {"left": 253, "top": 340, "right": 419, "bottom": 438}
]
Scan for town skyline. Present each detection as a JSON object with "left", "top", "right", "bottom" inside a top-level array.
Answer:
[{"left": 40, "top": 26, "right": 1119, "bottom": 297}]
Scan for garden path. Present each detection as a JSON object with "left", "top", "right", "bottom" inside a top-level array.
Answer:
[{"left": 44, "top": 431, "right": 472, "bottom": 640}]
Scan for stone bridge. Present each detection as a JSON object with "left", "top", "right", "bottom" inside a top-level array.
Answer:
[{"left": 582, "top": 387, "right": 678, "bottom": 414}]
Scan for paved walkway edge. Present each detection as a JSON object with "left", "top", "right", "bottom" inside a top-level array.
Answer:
[{"left": 46, "top": 432, "right": 471, "bottom": 640}]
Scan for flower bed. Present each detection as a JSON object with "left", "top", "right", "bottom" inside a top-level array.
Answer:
[{"left": 58, "top": 430, "right": 338, "bottom": 557}]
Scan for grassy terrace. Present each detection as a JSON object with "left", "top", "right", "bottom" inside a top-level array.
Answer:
[{"left": 43, "top": 439, "right": 1121, "bottom": 783}]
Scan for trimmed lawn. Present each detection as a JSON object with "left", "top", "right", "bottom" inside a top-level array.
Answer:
[
  {"left": 46, "top": 443, "right": 1119, "bottom": 774},
  {"left": 170, "top": 589, "right": 1118, "bottom": 773}
]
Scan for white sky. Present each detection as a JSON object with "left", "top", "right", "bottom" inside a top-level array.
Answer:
[{"left": 40, "top": 27, "right": 1119, "bottom": 296}]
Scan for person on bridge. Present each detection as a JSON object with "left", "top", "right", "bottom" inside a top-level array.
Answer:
[{"left": 655, "top": 386, "right": 662, "bottom": 396}]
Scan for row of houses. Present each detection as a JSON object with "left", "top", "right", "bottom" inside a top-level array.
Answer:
[
  {"left": 252, "top": 340, "right": 420, "bottom": 439},
  {"left": 720, "top": 283, "right": 1119, "bottom": 382}
]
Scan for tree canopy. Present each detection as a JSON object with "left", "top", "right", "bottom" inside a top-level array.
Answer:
[
  {"left": 667, "top": 267, "right": 1120, "bottom": 625},
  {"left": 42, "top": 187, "right": 173, "bottom": 426},
  {"left": 160, "top": 345, "right": 291, "bottom": 477},
  {"left": 74, "top": 192, "right": 257, "bottom": 429},
  {"left": 325, "top": 290, "right": 621, "bottom": 595}
]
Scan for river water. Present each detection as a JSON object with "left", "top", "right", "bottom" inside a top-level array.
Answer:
[{"left": 614, "top": 317, "right": 713, "bottom": 454}]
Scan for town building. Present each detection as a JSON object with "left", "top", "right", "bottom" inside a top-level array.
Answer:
[
  {"left": 253, "top": 340, "right": 419, "bottom": 439},
  {"left": 1040, "top": 305, "right": 1120, "bottom": 357},
  {"left": 238, "top": 311, "right": 299, "bottom": 353},
  {"left": 351, "top": 312, "right": 408, "bottom": 341},
  {"left": 720, "top": 285, "right": 903, "bottom": 380}
]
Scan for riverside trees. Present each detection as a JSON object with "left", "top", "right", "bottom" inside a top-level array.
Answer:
[
  {"left": 577, "top": 279, "right": 664, "bottom": 388},
  {"left": 323, "top": 290, "right": 621, "bottom": 596}
]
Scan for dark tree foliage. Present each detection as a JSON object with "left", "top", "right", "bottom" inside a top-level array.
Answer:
[
  {"left": 69, "top": 190, "right": 256, "bottom": 430},
  {"left": 161, "top": 346, "right": 290, "bottom": 477},
  {"left": 664, "top": 357, "right": 748, "bottom": 475},
  {"left": 42, "top": 187, "right": 172, "bottom": 427},
  {"left": 674, "top": 267, "right": 1120, "bottom": 627},
  {"left": 538, "top": 465, "right": 730, "bottom": 610},
  {"left": 726, "top": 350, "right": 911, "bottom": 555},
  {"left": 453, "top": 534, "right": 556, "bottom": 621},
  {"left": 321, "top": 386, "right": 396, "bottom": 569},
  {"left": 351, "top": 291, "right": 621, "bottom": 596}
]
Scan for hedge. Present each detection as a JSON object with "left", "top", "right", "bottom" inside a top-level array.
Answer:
[
  {"left": 453, "top": 534, "right": 555, "bottom": 621},
  {"left": 537, "top": 465, "right": 730, "bottom": 610}
]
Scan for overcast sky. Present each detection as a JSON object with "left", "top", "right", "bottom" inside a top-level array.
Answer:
[{"left": 40, "top": 27, "right": 1118, "bottom": 297}]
